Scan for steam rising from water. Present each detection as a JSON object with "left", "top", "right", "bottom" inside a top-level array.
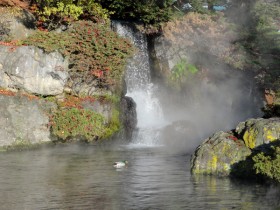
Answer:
[{"left": 113, "top": 21, "right": 263, "bottom": 153}]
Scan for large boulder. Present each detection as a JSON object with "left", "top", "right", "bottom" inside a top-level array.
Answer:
[
  {"left": 191, "top": 117, "right": 280, "bottom": 176},
  {"left": 0, "top": 46, "right": 69, "bottom": 96},
  {"left": 191, "top": 131, "right": 251, "bottom": 176},
  {"left": 0, "top": 94, "right": 56, "bottom": 148}
]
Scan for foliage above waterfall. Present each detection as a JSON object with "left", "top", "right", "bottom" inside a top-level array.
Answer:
[
  {"left": 23, "top": 21, "right": 134, "bottom": 89},
  {"left": 31, "top": 0, "right": 111, "bottom": 29},
  {"left": 30, "top": 0, "right": 176, "bottom": 30},
  {"left": 97, "top": 0, "right": 174, "bottom": 27}
]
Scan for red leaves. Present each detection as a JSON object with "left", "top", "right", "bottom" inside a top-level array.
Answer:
[
  {"left": 60, "top": 95, "right": 95, "bottom": 109},
  {"left": 0, "top": 89, "right": 16, "bottom": 96},
  {"left": 0, "top": 89, "right": 39, "bottom": 101},
  {"left": 91, "top": 69, "right": 103, "bottom": 78},
  {"left": 228, "top": 135, "right": 238, "bottom": 141},
  {"left": 227, "top": 135, "right": 243, "bottom": 147}
]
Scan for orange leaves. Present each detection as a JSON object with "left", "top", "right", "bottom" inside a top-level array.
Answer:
[
  {"left": 0, "top": 40, "right": 17, "bottom": 46},
  {"left": 0, "top": 89, "right": 39, "bottom": 101},
  {"left": 0, "top": 40, "right": 20, "bottom": 52},
  {"left": 91, "top": 69, "right": 104, "bottom": 78},
  {"left": 21, "top": 93, "right": 39, "bottom": 100},
  {"left": 228, "top": 135, "right": 238, "bottom": 141},
  {"left": 0, "top": 89, "right": 16, "bottom": 96}
]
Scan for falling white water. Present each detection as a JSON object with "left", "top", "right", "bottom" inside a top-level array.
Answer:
[{"left": 112, "top": 21, "right": 167, "bottom": 146}]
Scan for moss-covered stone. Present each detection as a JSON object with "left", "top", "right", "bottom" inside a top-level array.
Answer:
[
  {"left": 238, "top": 118, "right": 280, "bottom": 149},
  {"left": 192, "top": 118, "right": 280, "bottom": 180},
  {"left": 243, "top": 128, "right": 258, "bottom": 149},
  {"left": 191, "top": 131, "right": 251, "bottom": 176}
]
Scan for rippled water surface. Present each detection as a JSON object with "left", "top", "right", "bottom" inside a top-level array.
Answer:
[{"left": 0, "top": 144, "right": 279, "bottom": 210}]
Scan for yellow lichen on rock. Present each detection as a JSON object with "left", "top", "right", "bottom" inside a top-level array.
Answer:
[
  {"left": 243, "top": 128, "right": 258, "bottom": 149},
  {"left": 208, "top": 154, "right": 218, "bottom": 172},
  {"left": 264, "top": 128, "right": 278, "bottom": 142}
]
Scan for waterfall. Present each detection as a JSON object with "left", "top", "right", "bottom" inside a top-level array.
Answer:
[
  {"left": 112, "top": 21, "right": 263, "bottom": 153},
  {"left": 112, "top": 21, "right": 167, "bottom": 146}
]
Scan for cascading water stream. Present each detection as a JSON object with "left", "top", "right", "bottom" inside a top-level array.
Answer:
[
  {"left": 112, "top": 21, "right": 167, "bottom": 146},
  {"left": 113, "top": 21, "right": 263, "bottom": 152}
]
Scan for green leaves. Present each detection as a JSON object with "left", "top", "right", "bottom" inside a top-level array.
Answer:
[
  {"left": 98, "top": 0, "right": 174, "bottom": 27},
  {"left": 171, "top": 58, "right": 198, "bottom": 82},
  {"left": 253, "top": 146, "right": 280, "bottom": 182},
  {"left": 34, "top": 0, "right": 111, "bottom": 28}
]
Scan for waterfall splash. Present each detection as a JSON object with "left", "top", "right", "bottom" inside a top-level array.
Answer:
[{"left": 113, "top": 21, "right": 167, "bottom": 146}]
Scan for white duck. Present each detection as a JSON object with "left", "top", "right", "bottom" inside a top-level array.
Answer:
[{"left": 113, "top": 160, "right": 128, "bottom": 168}]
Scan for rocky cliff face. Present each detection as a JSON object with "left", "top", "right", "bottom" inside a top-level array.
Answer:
[
  {"left": 0, "top": 94, "right": 56, "bottom": 149},
  {"left": 0, "top": 7, "right": 137, "bottom": 149},
  {"left": 0, "top": 46, "right": 69, "bottom": 95}
]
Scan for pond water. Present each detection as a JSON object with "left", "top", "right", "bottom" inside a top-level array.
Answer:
[{"left": 0, "top": 144, "right": 279, "bottom": 210}]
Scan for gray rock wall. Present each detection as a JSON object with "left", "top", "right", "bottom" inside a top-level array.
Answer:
[
  {"left": 0, "top": 95, "right": 56, "bottom": 147},
  {"left": 0, "top": 46, "right": 69, "bottom": 96}
]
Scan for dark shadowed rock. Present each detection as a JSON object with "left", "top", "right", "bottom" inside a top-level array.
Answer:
[{"left": 120, "top": 96, "right": 137, "bottom": 140}]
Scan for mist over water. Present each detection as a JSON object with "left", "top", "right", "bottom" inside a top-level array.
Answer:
[{"left": 113, "top": 21, "right": 263, "bottom": 153}]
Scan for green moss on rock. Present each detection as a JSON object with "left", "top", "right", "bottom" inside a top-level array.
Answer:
[
  {"left": 191, "top": 131, "right": 251, "bottom": 176},
  {"left": 241, "top": 118, "right": 280, "bottom": 149},
  {"left": 243, "top": 128, "right": 258, "bottom": 149}
]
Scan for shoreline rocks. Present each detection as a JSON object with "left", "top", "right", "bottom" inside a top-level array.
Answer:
[{"left": 191, "top": 118, "right": 280, "bottom": 178}]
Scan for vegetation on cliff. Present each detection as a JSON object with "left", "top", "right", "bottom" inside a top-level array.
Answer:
[
  {"left": 23, "top": 21, "right": 133, "bottom": 89},
  {"left": 0, "top": 1, "right": 136, "bottom": 143}
]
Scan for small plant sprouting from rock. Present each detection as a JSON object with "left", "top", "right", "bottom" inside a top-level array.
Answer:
[
  {"left": 170, "top": 58, "right": 198, "bottom": 89},
  {"left": 171, "top": 58, "right": 198, "bottom": 81}
]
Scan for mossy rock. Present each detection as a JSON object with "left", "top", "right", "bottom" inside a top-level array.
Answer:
[
  {"left": 191, "top": 131, "right": 251, "bottom": 176},
  {"left": 236, "top": 118, "right": 280, "bottom": 149}
]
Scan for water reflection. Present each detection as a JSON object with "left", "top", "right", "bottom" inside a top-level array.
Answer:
[{"left": 0, "top": 144, "right": 279, "bottom": 210}]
